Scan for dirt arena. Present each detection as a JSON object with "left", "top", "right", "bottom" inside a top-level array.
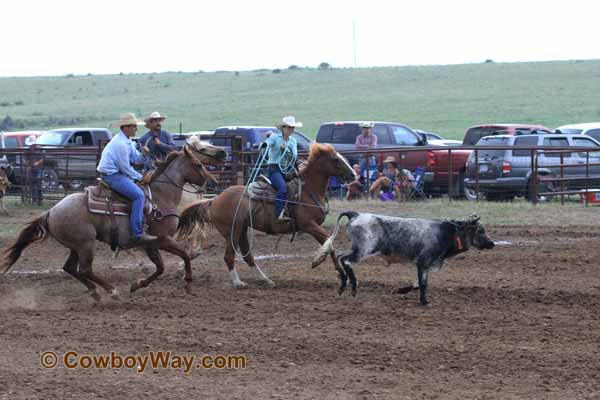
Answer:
[{"left": 1, "top": 209, "right": 599, "bottom": 399}]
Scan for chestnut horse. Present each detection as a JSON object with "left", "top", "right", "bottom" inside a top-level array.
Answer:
[
  {"left": 177, "top": 143, "right": 356, "bottom": 287},
  {"left": 1, "top": 137, "right": 226, "bottom": 300}
]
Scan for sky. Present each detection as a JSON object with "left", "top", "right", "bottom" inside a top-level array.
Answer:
[{"left": 1, "top": 0, "right": 598, "bottom": 77}]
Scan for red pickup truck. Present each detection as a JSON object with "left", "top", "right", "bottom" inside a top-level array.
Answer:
[{"left": 316, "top": 121, "right": 471, "bottom": 197}]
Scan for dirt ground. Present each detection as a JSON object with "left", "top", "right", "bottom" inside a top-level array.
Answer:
[{"left": 1, "top": 210, "right": 599, "bottom": 399}]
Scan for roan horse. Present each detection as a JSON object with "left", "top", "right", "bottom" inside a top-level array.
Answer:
[
  {"left": 177, "top": 143, "right": 356, "bottom": 287},
  {"left": 0, "top": 137, "right": 226, "bottom": 300}
]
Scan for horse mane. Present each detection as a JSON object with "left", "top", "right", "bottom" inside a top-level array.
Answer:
[
  {"left": 308, "top": 143, "right": 335, "bottom": 163},
  {"left": 147, "top": 151, "right": 181, "bottom": 182}
]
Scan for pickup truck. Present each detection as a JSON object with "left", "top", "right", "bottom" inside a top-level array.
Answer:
[
  {"left": 315, "top": 121, "right": 471, "bottom": 197},
  {"left": 32, "top": 128, "right": 113, "bottom": 189}
]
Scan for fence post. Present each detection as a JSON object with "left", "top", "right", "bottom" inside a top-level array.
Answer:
[
  {"left": 560, "top": 152, "right": 564, "bottom": 206},
  {"left": 231, "top": 135, "right": 243, "bottom": 186},
  {"left": 531, "top": 149, "right": 538, "bottom": 205},
  {"left": 474, "top": 149, "right": 479, "bottom": 202},
  {"left": 447, "top": 148, "right": 453, "bottom": 201},
  {"left": 585, "top": 151, "right": 590, "bottom": 207}
]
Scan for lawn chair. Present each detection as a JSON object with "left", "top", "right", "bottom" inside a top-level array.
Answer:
[{"left": 408, "top": 166, "right": 428, "bottom": 200}]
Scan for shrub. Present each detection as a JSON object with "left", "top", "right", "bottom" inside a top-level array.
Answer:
[
  {"left": 0, "top": 102, "right": 9, "bottom": 107},
  {"left": 14, "top": 100, "right": 24, "bottom": 106},
  {"left": 288, "top": 65, "right": 299, "bottom": 70},
  {"left": 318, "top": 62, "right": 331, "bottom": 70},
  {"left": 272, "top": 68, "right": 281, "bottom": 74}
]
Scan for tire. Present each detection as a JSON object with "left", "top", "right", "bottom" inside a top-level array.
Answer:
[
  {"left": 68, "top": 179, "right": 84, "bottom": 190},
  {"left": 40, "top": 169, "right": 59, "bottom": 190},
  {"left": 526, "top": 177, "right": 554, "bottom": 202}
]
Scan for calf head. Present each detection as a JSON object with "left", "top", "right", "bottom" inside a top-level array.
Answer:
[{"left": 463, "top": 215, "right": 494, "bottom": 250}]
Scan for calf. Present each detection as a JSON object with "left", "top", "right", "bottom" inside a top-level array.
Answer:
[
  {"left": 0, "top": 164, "right": 10, "bottom": 214},
  {"left": 312, "top": 212, "right": 494, "bottom": 305}
]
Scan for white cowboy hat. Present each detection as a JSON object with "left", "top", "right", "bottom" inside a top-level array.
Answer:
[
  {"left": 114, "top": 113, "right": 145, "bottom": 127},
  {"left": 276, "top": 115, "right": 303, "bottom": 128},
  {"left": 144, "top": 111, "right": 167, "bottom": 122},
  {"left": 359, "top": 121, "right": 375, "bottom": 128}
]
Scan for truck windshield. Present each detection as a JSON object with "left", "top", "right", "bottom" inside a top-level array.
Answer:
[{"left": 36, "top": 132, "right": 66, "bottom": 146}]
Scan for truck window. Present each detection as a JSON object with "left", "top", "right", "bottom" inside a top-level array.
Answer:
[
  {"left": 464, "top": 127, "right": 496, "bottom": 145},
  {"left": 512, "top": 136, "right": 538, "bottom": 157},
  {"left": 69, "top": 131, "right": 93, "bottom": 146},
  {"left": 584, "top": 129, "right": 600, "bottom": 142},
  {"left": 316, "top": 125, "right": 333, "bottom": 143},
  {"left": 572, "top": 136, "right": 600, "bottom": 158},
  {"left": 542, "top": 137, "right": 570, "bottom": 158},
  {"left": 390, "top": 126, "right": 419, "bottom": 146},
  {"left": 373, "top": 125, "right": 391, "bottom": 145},
  {"left": 331, "top": 125, "right": 360, "bottom": 144}
]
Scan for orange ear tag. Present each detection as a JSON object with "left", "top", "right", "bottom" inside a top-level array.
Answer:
[{"left": 456, "top": 236, "right": 463, "bottom": 250}]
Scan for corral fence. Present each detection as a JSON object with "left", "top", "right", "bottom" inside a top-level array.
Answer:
[{"left": 2, "top": 140, "right": 600, "bottom": 206}]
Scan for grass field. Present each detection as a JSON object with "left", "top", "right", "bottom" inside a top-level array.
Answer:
[{"left": 1, "top": 60, "right": 600, "bottom": 139}]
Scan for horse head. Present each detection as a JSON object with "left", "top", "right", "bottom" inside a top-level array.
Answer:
[
  {"left": 307, "top": 143, "right": 356, "bottom": 183},
  {"left": 185, "top": 135, "right": 228, "bottom": 164}
]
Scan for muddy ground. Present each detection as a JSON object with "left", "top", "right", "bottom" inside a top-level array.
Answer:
[{"left": 0, "top": 210, "right": 599, "bottom": 399}]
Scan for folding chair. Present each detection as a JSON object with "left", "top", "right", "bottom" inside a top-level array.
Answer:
[{"left": 409, "top": 166, "right": 427, "bottom": 200}]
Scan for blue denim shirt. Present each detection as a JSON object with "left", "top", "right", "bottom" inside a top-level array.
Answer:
[
  {"left": 262, "top": 132, "right": 298, "bottom": 166},
  {"left": 97, "top": 131, "right": 144, "bottom": 180},
  {"left": 138, "top": 130, "right": 177, "bottom": 161}
]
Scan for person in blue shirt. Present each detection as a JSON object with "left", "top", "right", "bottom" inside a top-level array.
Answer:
[
  {"left": 138, "top": 111, "right": 177, "bottom": 166},
  {"left": 260, "top": 116, "right": 300, "bottom": 221},
  {"left": 97, "top": 113, "right": 156, "bottom": 244}
]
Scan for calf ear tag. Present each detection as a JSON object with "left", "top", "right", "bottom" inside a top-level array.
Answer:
[{"left": 456, "top": 236, "right": 463, "bottom": 250}]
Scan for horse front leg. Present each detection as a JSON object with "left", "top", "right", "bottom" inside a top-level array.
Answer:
[
  {"left": 130, "top": 247, "right": 165, "bottom": 293},
  {"left": 304, "top": 223, "right": 346, "bottom": 283}
]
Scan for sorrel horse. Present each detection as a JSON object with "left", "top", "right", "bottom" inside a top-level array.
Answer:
[
  {"left": 177, "top": 143, "right": 356, "bottom": 287},
  {"left": 1, "top": 137, "right": 226, "bottom": 300}
]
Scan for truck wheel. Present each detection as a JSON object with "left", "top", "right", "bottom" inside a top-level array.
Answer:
[
  {"left": 526, "top": 177, "right": 554, "bottom": 202},
  {"left": 41, "top": 169, "right": 59, "bottom": 190},
  {"left": 464, "top": 185, "right": 483, "bottom": 201}
]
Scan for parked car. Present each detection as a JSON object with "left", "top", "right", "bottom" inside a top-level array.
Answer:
[
  {"left": 464, "top": 133, "right": 600, "bottom": 201},
  {"left": 32, "top": 128, "right": 113, "bottom": 189},
  {"left": 316, "top": 121, "right": 472, "bottom": 197},
  {"left": 462, "top": 124, "right": 553, "bottom": 146},
  {"left": 555, "top": 123, "right": 600, "bottom": 142}
]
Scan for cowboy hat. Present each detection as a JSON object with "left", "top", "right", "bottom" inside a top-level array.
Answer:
[
  {"left": 383, "top": 156, "right": 397, "bottom": 165},
  {"left": 276, "top": 115, "right": 303, "bottom": 129},
  {"left": 359, "top": 121, "right": 375, "bottom": 128},
  {"left": 144, "top": 111, "right": 167, "bottom": 123},
  {"left": 114, "top": 113, "right": 145, "bottom": 127}
]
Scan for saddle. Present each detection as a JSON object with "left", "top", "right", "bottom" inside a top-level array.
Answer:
[
  {"left": 86, "top": 179, "right": 152, "bottom": 216},
  {"left": 247, "top": 174, "right": 302, "bottom": 203}
]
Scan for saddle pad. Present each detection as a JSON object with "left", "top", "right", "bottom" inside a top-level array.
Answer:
[
  {"left": 86, "top": 186, "right": 130, "bottom": 216},
  {"left": 247, "top": 176, "right": 301, "bottom": 202}
]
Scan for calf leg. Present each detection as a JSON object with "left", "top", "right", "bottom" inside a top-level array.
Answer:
[
  {"left": 416, "top": 263, "right": 429, "bottom": 306},
  {"left": 338, "top": 246, "right": 362, "bottom": 296}
]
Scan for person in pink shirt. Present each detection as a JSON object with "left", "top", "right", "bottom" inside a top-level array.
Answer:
[{"left": 355, "top": 122, "right": 378, "bottom": 184}]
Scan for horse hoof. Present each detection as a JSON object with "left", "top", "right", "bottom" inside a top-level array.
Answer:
[
  {"left": 393, "top": 287, "right": 413, "bottom": 295},
  {"left": 89, "top": 290, "right": 101, "bottom": 302},
  {"left": 233, "top": 281, "right": 248, "bottom": 289},
  {"left": 351, "top": 288, "right": 357, "bottom": 297},
  {"left": 184, "top": 283, "right": 193, "bottom": 294},
  {"left": 264, "top": 280, "right": 276, "bottom": 288},
  {"left": 110, "top": 288, "right": 121, "bottom": 300},
  {"left": 130, "top": 279, "right": 144, "bottom": 293},
  {"left": 337, "top": 287, "right": 345, "bottom": 296}
]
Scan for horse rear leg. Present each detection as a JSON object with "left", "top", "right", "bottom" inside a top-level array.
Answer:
[
  {"left": 77, "top": 244, "right": 117, "bottom": 301},
  {"left": 224, "top": 240, "right": 246, "bottom": 288},
  {"left": 239, "top": 229, "right": 275, "bottom": 287},
  {"left": 62, "top": 250, "right": 100, "bottom": 300},
  {"left": 130, "top": 247, "right": 165, "bottom": 293}
]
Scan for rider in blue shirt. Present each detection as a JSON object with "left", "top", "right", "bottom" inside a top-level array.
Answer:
[
  {"left": 260, "top": 116, "right": 301, "bottom": 221},
  {"left": 97, "top": 113, "right": 156, "bottom": 245}
]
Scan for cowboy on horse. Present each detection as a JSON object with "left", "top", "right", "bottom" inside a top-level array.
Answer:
[
  {"left": 260, "top": 116, "right": 301, "bottom": 221},
  {"left": 97, "top": 113, "right": 157, "bottom": 245}
]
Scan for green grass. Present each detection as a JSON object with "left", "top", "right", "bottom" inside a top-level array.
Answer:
[
  {"left": 326, "top": 198, "right": 600, "bottom": 227},
  {"left": 1, "top": 60, "right": 600, "bottom": 139}
]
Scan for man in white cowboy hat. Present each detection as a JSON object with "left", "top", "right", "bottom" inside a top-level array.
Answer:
[
  {"left": 355, "top": 121, "right": 378, "bottom": 186},
  {"left": 259, "top": 115, "right": 301, "bottom": 221},
  {"left": 97, "top": 113, "right": 157, "bottom": 244},
  {"left": 139, "top": 111, "right": 177, "bottom": 163}
]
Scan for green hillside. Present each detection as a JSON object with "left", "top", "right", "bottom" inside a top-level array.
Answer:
[{"left": 1, "top": 60, "right": 599, "bottom": 140}]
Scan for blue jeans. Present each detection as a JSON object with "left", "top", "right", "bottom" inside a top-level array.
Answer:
[
  {"left": 359, "top": 155, "right": 377, "bottom": 184},
  {"left": 267, "top": 164, "right": 287, "bottom": 217},
  {"left": 102, "top": 173, "right": 145, "bottom": 238}
]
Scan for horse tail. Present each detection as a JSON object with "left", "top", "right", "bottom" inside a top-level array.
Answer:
[
  {"left": 177, "top": 199, "right": 213, "bottom": 240},
  {"left": 1, "top": 212, "right": 50, "bottom": 274},
  {"left": 311, "top": 211, "right": 358, "bottom": 268}
]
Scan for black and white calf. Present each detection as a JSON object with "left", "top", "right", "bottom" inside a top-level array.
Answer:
[{"left": 312, "top": 212, "right": 494, "bottom": 305}]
